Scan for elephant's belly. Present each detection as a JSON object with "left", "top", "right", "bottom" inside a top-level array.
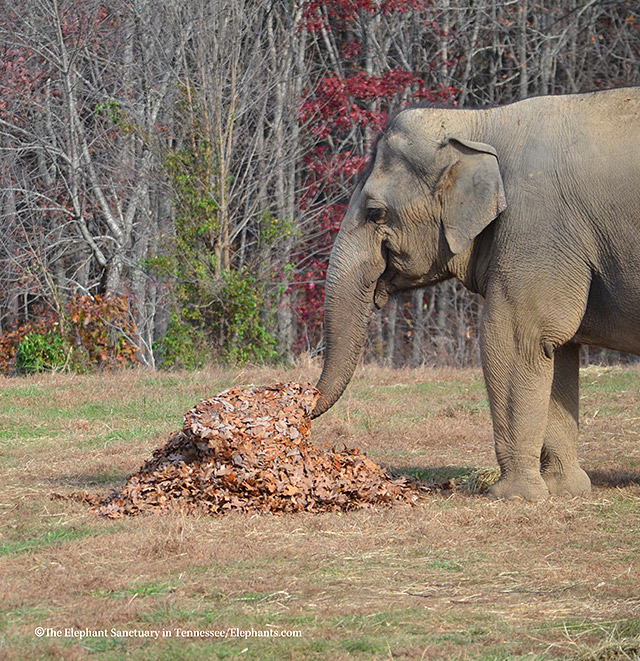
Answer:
[{"left": 574, "top": 273, "right": 640, "bottom": 355}]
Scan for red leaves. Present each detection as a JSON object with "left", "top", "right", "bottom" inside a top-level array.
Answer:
[
  {"left": 295, "top": 0, "right": 459, "bottom": 350},
  {"left": 300, "top": 69, "right": 433, "bottom": 138},
  {"left": 65, "top": 295, "right": 139, "bottom": 370},
  {"left": 79, "top": 382, "right": 418, "bottom": 518},
  {"left": 0, "top": 294, "right": 139, "bottom": 373},
  {"left": 302, "top": 0, "right": 431, "bottom": 32}
]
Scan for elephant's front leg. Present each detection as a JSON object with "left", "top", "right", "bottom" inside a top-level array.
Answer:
[
  {"left": 540, "top": 342, "right": 591, "bottom": 496},
  {"left": 480, "top": 314, "right": 555, "bottom": 501}
]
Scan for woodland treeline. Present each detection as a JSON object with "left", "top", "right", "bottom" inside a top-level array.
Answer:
[{"left": 1, "top": 0, "right": 639, "bottom": 372}]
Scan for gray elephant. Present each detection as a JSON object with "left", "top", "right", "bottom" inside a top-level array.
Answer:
[{"left": 312, "top": 87, "right": 640, "bottom": 501}]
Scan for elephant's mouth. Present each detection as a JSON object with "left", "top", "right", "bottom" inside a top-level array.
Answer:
[
  {"left": 373, "top": 263, "right": 415, "bottom": 309},
  {"left": 373, "top": 278, "right": 390, "bottom": 309},
  {"left": 374, "top": 258, "right": 397, "bottom": 308}
]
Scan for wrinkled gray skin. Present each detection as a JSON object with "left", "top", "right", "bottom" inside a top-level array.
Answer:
[{"left": 313, "top": 87, "right": 640, "bottom": 501}]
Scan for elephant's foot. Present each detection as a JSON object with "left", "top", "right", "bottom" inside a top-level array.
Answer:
[
  {"left": 542, "top": 467, "right": 591, "bottom": 497},
  {"left": 487, "top": 472, "right": 549, "bottom": 502}
]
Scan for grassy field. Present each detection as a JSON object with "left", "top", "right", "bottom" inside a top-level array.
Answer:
[{"left": 1, "top": 362, "right": 639, "bottom": 660}]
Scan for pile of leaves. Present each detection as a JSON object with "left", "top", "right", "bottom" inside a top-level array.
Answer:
[{"left": 68, "top": 382, "right": 419, "bottom": 517}]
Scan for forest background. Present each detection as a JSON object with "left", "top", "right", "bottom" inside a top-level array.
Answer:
[{"left": 1, "top": 0, "right": 639, "bottom": 373}]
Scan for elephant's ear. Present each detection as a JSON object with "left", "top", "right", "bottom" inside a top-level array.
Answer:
[{"left": 438, "top": 137, "right": 507, "bottom": 255}]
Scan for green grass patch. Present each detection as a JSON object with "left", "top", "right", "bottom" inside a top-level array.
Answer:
[
  {"left": 76, "top": 426, "right": 162, "bottom": 450},
  {"left": 94, "top": 581, "right": 177, "bottom": 600},
  {"left": 580, "top": 366, "right": 640, "bottom": 392},
  {"left": 0, "top": 384, "right": 50, "bottom": 399},
  {"left": 428, "top": 557, "right": 464, "bottom": 572},
  {"left": 399, "top": 465, "right": 478, "bottom": 485},
  {"left": 0, "top": 422, "right": 53, "bottom": 443},
  {"left": 0, "top": 524, "right": 100, "bottom": 556},
  {"left": 0, "top": 605, "right": 51, "bottom": 629}
]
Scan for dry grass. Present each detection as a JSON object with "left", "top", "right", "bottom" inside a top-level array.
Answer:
[{"left": 1, "top": 363, "right": 639, "bottom": 659}]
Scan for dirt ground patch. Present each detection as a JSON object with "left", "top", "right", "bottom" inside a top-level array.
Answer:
[{"left": 1, "top": 364, "right": 639, "bottom": 659}]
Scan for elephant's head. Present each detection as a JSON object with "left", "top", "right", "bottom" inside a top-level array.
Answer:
[{"left": 313, "top": 109, "right": 507, "bottom": 417}]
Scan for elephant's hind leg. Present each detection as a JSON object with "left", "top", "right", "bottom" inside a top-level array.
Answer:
[{"left": 540, "top": 342, "right": 591, "bottom": 497}]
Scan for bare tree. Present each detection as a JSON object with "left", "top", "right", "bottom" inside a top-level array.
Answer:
[{"left": 0, "top": 0, "right": 181, "bottom": 364}]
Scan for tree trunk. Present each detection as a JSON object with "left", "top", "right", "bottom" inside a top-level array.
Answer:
[{"left": 411, "top": 288, "right": 425, "bottom": 367}]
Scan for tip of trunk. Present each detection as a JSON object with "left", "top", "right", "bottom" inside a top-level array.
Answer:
[
  {"left": 311, "top": 391, "right": 332, "bottom": 419},
  {"left": 312, "top": 369, "right": 351, "bottom": 418}
]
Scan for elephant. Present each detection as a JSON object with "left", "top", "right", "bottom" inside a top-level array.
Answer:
[{"left": 312, "top": 87, "right": 640, "bottom": 501}]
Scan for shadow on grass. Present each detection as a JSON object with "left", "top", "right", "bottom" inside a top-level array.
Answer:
[
  {"left": 44, "top": 472, "right": 129, "bottom": 490},
  {"left": 386, "top": 465, "right": 478, "bottom": 489},
  {"left": 588, "top": 469, "right": 640, "bottom": 488},
  {"left": 392, "top": 465, "right": 640, "bottom": 492}
]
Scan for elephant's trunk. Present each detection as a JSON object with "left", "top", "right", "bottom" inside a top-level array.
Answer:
[{"left": 313, "top": 232, "right": 384, "bottom": 418}]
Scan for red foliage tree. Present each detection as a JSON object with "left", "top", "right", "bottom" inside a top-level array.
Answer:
[{"left": 293, "top": 0, "right": 457, "bottom": 352}]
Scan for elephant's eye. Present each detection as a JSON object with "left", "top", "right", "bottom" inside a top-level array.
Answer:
[{"left": 366, "top": 207, "right": 385, "bottom": 224}]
